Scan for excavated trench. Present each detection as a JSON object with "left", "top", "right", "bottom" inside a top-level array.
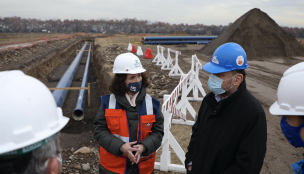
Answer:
[
  {"left": 0, "top": 37, "right": 104, "bottom": 136},
  {"left": 42, "top": 39, "right": 102, "bottom": 134},
  {"left": 8, "top": 38, "right": 105, "bottom": 135}
]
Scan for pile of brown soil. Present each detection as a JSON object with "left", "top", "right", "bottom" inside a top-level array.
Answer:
[{"left": 200, "top": 8, "right": 304, "bottom": 60}]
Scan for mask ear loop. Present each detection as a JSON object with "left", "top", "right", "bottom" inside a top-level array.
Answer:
[
  {"left": 223, "top": 74, "right": 237, "bottom": 91},
  {"left": 125, "top": 81, "right": 129, "bottom": 90}
]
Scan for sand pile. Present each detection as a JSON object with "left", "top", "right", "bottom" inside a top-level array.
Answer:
[{"left": 200, "top": 8, "right": 304, "bottom": 60}]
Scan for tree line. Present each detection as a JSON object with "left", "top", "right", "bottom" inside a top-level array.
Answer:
[{"left": 0, "top": 16, "right": 303, "bottom": 38}]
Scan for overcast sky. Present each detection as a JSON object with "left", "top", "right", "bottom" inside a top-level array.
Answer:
[{"left": 0, "top": 0, "right": 303, "bottom": 27}]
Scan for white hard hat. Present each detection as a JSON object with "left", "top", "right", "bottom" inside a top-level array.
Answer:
[
  {"left": 113, "top": 53, "right": 146, "bottom": 74},
  {"left": 270, "top": 62, "right": 304, "bottom": 115},
  {"left": 0, "top": 70, "right": 69, "bottom": 155}
]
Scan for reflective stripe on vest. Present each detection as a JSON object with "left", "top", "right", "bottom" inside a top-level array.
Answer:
[
  {"left": 107, "top": 94, "right": 154, "bottom": 143},
  {"left": 109, "top": 93, "right": 153, "bottom": 114},
  {"left": 113, "top": 134, "right": 129, "bottom": 143},
  {"left": 109, "top": 93, "right": 116, "bottom": 109},
  {"left": 99, "top": 93, "right": 160, "bottom": 174},
  {"left": 145, "top": 94, "right": 153, "bottom": 115}
]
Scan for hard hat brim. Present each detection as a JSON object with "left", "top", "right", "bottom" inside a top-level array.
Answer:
[
  {"left": 113, "top": 68, "right": 146, "bottom": 74},
  {"left": 203, "top": 62, "right": 249, "bottom": 74},
  {"left": 0, "top": 113, "right": 69, "bottom": 155},
  {"left": 269, "top": 101, "right": 304, "bottom": 116},
  {"left": 203, "top": 62, "right": 231, "bottom": 74}
]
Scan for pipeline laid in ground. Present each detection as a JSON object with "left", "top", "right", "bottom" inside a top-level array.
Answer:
[
  {"left": 52, "top": 42, "right": 88, "bottom": 107},
  {"left": 72, "top": 45, "right": 92, "bottom": 121}
]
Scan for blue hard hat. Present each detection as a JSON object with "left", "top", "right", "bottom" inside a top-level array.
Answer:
[{"left": 203, "top": 42, "right": 249, "bottom": 74}]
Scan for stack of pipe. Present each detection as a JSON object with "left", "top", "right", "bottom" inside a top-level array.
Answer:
[{"left": 142, "top": 36, "right": 216, "bottom": 45}]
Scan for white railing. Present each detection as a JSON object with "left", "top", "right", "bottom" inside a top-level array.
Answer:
[
  {"left": 153, "top": 45, "right": 166, "bottom": 63},
  {"left": 151, "top": 49, "right": 206, "bottom": 173},
  {"left": 155, "top": 71, "right": 192, "bottom": 173}
]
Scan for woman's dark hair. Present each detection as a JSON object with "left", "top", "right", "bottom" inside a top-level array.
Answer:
[{"left": 109, "top": 72, "right": 149, "bottom": 96}]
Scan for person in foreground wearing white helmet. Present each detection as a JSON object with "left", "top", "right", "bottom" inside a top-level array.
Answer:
[
  {"left": 185, "top": 43, "right": 267, "bottom": 174},
  {"left": 0, "top": 70, "right": 69, "bottom": 174},
  {"left": 93, "top": 53, "right": 164, "bottom": 174},
  {"left": 269, "top": 62, "right": 304, "bottom": 174}
]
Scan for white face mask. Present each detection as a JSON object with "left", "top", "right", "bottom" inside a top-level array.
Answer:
[{"left": 207, "top": 74, "right": 235, "bottom": 95}]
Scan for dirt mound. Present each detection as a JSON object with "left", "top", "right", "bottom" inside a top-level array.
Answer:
[
  {"left": 0, "top": 39, "right": 81, "bottom": 82},
  {"left": 200, "top": 8, "right": 304, "bottom": 60}
]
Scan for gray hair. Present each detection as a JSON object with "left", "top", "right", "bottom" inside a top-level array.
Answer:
[{"left": 24, "top": 135, "right": 61, "bottom": 174}]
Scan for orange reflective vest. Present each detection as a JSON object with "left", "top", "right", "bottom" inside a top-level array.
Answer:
[{"left": 99, "top": 93, "right": 160, "bottom": 174}]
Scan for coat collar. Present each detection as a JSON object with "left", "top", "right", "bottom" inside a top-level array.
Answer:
[{"left": 115, "top": 87, "right": 146, "bottom": 110}]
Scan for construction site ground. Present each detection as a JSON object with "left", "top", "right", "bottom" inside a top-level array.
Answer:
[{"left": 1, "top": 35, "right": 304, "bottom": 174}]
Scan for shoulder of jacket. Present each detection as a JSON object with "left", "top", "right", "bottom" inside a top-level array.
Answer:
[
  {"left": 100, "top": 94, "right": 115, "bottom": 109},
  {"left": 242, "top": 91, "right": 263, "bottom": 108},
  {"left": 145, "top": 94, "right": 161, "bottom": 116},
  {"left": 101, "top": 94, "right": 112, "bottom": 102},
  {"left": 237, "top": 91, "right": 265, "bottom": 118}
]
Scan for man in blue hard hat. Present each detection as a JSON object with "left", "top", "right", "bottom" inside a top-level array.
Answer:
[{"left": 185, "top": 43, "right": 267, "bottom": 174}]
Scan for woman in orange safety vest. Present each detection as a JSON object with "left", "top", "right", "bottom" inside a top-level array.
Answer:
[{"left": 93, "top": 53, "right": 164, "bottom": 174}]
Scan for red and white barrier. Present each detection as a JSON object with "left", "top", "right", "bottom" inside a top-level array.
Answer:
[
  {"left": 168, "top": 49, "right": 183, "bottom": 77},
  {"left": 173, "top": 55, "right": 206, "bottom": 125},
  {"left": 153, "top": 47, "right": 183, "bottom": 78},
  {"left": 179, "top": 54, "right": 205, "bottom": 101},
  {"left": 187, "top": 54, "right": 206, "bottom": 101},
  {"left": 162, "top": 70, "right": 192, "bottom": 122},
  {"left": 161, "top": 48, "right": 175, "bottom": 70},
  {"left": 155, "top": 48, "right": 184, "bottom": 77},
  {"left": 153, "top": 45, "right": 166, "bottom": 63},
  {"left": 154, "top": 52, "right": 207, "bottom": 172},
  {"left": 154, "top": 71, "right": 192, "bottom": 173},
  {"left": 156, "top": 47, "right": 167, "bottom": 66}
]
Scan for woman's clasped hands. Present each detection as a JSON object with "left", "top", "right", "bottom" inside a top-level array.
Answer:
[{"left": 120, "top": 141, "right": 145, "bottom": 164}]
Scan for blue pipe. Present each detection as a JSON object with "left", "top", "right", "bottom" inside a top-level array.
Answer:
[
  {"left": 72, "top": 45, "right": 91, "bottom": 121},
  {"left": 143, "top": 36, "right": 216, "bottom": 41},
  {"left": 52, "top": 42, "right": 88, "bottom": 107},
  {"left": 144, "top": 40, "right": 212, "bottom": 45},
  {"left": 197, "top": 41, "right": 212, "bottom": 44}
]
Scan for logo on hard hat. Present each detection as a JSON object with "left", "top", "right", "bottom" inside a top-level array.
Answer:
[
  {"left": 236, "top": 56, "right": 244, "bottom": 66},
  {"left": 212, "top": 56, "right": 219, "bottom": 64},
  {"left": 147, "top": 123, "right": 150, "bottom": 127},
  {"left": 134, "top": 60, "right": 141, "bottom": 67}
]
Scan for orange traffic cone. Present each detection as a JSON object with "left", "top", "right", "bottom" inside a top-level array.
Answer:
[
  {"left": 132, "top": 45, "right": 136, "bottom": 53},
  {"left": 145, "top": 48, "right": 153, "bottom": 59}
]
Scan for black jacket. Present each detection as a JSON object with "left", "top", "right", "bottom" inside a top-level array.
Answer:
[
  {"left": 93, "top": 87, "right": 164, "bottom": 174},
  {"left": 185, "top": 80, "right": 267, "bottom": 174}
]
